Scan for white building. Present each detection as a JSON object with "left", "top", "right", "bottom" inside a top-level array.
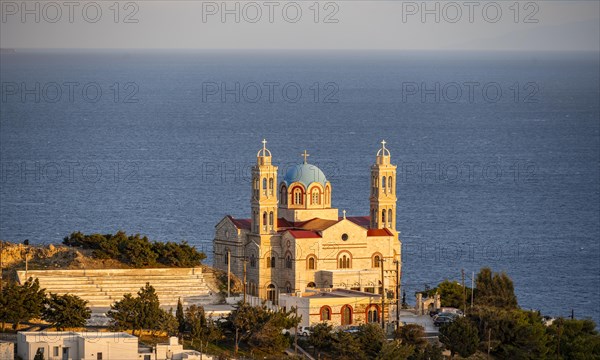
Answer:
[
  {"left": 17, "top": 332, "right": 138, "bottom": 360},
  {"left": 17, "top": 332, "right": 206, "bottom": 360}
]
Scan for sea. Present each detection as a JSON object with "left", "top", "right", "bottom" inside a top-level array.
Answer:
[{"left": 1, "top": 49, "right": 598, "bottom": 324}]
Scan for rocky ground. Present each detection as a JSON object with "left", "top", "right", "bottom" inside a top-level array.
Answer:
[{"left": 1, "top": 240, "right": 128, "bottom": 279}]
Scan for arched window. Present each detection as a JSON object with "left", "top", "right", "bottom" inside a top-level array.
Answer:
[
  {"left": 388, "top": 176, "right": 393, "bottom": 193},
  {"left": 311, "top": 188, "right": 320, "bottom": 205},
  {"left": 269, "top": 178, "right": 274, "bottom": 194},
  {"left": 267, "top": 284, "right": 277, "bottom": 304},
  {"left": 325, "top": 186, "right": 330, "bottom": 205},
  {"left": 382, "top": 176, "right": 386, "bottom": 190},
  {"left": 280, "top": 185, "right": 287, "bottom": 205},
  {"left": 262, "top": 178, "right": 267, "bottom": 194},
  {"left": 388, "top": 209, "right": 393, "bottom": 227},
  {"left": 285, "top": 253, "right": 292, "bottom": 269},
  {"left": 250, "top": 254, "right": 256, "bottom": 268},
  {"left": 320, "top": 306, "right": 332, "bottom": 321},
  {"left": 293, "top": 187, "right": 303, "bottom": 205},
  {"left": 341, "top": 305, "right": 353, "bottom": 325},
  {"left": 382, "top": 210, "right": 386, "bottom": 227},
  {"left": 254, "top": 179, "right": 259, "bottom": 198},
  {"left": 271, "top": 256, "right": 276, "bottom": 268},
  {"left": 338, "top": 252, "right": 351, "bottom": 269},
  {"left": 373, "top": 254, "right": 381, "bottom": 268},
  {"left": 263, "top": 212, "right": 267, "bottom": 231},
  {"left": 266, "top": 254, "right": 276, "bottom": 268},
  {"left": 307, "top": 256, "right": 316, "bottom": 270},
  {"left": 285, "top": 282, "right": 292, "bottom": 293},
  {"left": 224, "top": 249, "right": 230, "bottom": 264},
  {"left": 269, "top": 211, "right": 274, "bottom": 231},
  {"left": 366, "top": 305, "right": 380, "bottom": 323},
  {"left": 307, "top": 282, "right": 316, "bottom": 288}
]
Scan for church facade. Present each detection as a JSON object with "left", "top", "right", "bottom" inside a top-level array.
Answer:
[{"left": 213, "top": 140, "right": 401, "bottom": 304}]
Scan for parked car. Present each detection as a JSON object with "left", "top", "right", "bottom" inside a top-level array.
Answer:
[
  {"left": 431, "top": 307, "right": 463, "bottom": 317},
  {"left": 342, "top": 326, "right": 361, "bottom": 334},
  {"left": 438, "top": 307, "right": 464, "bottom": 316},
  {"left": 298, "top": 326, "right": 313, "bottom": 336},
  {"left": 433, "top": 314, "right": 457, "bottom": 327},
  {"left": 429, "top": 309, "right": 440, "bottom": 317}
]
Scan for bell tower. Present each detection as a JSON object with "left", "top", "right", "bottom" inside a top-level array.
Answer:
[
  {"left": 251, "top": 139, "right": 278, "bottom": 234},
  {"left": 370, "top": 140, "right": 397, "bottom": 231}
]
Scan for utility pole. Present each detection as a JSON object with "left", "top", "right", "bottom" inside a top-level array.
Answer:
[
  {"left": 394, "top": 259, "right": 401, "bottom": 330},
  {"left": 461, "top": 269, "right": 466, "bottom": 314},
  {"left": 380, "top": 258, "right": 385, "bottom": 330},
  {"left": 24, "top": 239, "right": 30, "bottom": 280},
  {"left": 471, "top": 271, "right": 474, "bottom": 310},
  {"left": 227, "top": 251, "right": 231, "bottom": 298},
  {"left": 242, "top": 256, "right": 247, "bottom": 304},
  {"left": 294, "top": 306, "right": 298, "bottom": 356}
]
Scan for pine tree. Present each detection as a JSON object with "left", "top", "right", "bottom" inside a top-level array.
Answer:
[
  {"left": 439, "top": 317, "right": 479, "bottom": 359},
  {"left": 176, "top": 298, "right": 185, "bottom": 334},
  {"left": 42, "top": 293, "right": 91, "bottom": 330},
  {"left": 0, "top": 278, "right": 45, "bottom": 330}
]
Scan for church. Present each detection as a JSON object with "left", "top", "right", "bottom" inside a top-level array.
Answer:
[{"left": 213, "top": 140, "right": 401, "bottom": 304}]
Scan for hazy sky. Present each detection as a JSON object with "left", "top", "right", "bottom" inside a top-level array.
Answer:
[{"left": 1, "top": 0, "right": 599, "bottom": 51}]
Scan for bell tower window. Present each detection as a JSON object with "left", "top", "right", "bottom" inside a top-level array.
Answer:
[{"left": 263, "top": 212, "right": 267, "bottom": 231}]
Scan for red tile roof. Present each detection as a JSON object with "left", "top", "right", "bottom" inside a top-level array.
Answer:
[
  {"left": 366, "top": 228, "right": 394, "bottom": 237},
  {"left": 288, "top": 230, "right": 322, "bottom": 238},
  {"left": 277, "top": 218, "right": 295, "bottom": 228},
  {"left": 227, "top": 216, "right": 251, "bottom": 230},
  {"left": 346, "top": 216, "right": 370, "bottom": 227},
  {"left": 226, "top": 214, "right": 393, "bottom": 237}
]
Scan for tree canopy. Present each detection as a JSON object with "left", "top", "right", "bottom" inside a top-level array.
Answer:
[
  {"left": 42, "top": 293, "right": 91, "bottom": 330},
  {"left": 475, "top": 267, "right": 518, "bottom": 309},
  {"left": 439, "top": 317, "right": 479, "bottom": 358},
  {"left": 0, "top": 278, "right": 46, "bottom": 330},
  {"left": 107, "top": 283, "right": 176, "bottom": 336},
  {"left": 225, "top": 302, "right": 301, "bottom": 354},
  {"left": 63, "top": 231, "right": 206, "bottom": 267}
]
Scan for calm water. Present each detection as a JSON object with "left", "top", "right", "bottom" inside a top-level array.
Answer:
[{"left": 1, "top": 50, "right": 599, "bottom": 323}]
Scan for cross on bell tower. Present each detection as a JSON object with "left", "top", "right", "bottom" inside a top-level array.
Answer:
[{"left": 370, "top": 140, "right": 397, "bottom": 231}]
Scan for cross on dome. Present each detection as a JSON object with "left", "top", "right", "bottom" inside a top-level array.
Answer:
[
  {"left": 342, "top": 209, "right": 346, "bottom": 219},
  {"left": 301, "top": 150, "right": 310, "bottom": 164}
]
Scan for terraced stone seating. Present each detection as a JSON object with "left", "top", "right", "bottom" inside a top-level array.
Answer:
[{"left": 17, "top": 268, "right": 213, "bottom": 310}]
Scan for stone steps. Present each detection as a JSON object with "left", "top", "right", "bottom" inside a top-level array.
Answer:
[{"left": 17, "top": 267, "right": 213, "bottom": 309}]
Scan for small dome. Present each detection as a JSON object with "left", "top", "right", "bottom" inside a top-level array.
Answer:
[{"left": 283, "top": 163, "right": 327, "bottom": 187}]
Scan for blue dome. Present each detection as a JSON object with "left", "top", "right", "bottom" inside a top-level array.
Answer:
[{"left": 283, "top": 163, "right": 327, "bottom": 187}]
